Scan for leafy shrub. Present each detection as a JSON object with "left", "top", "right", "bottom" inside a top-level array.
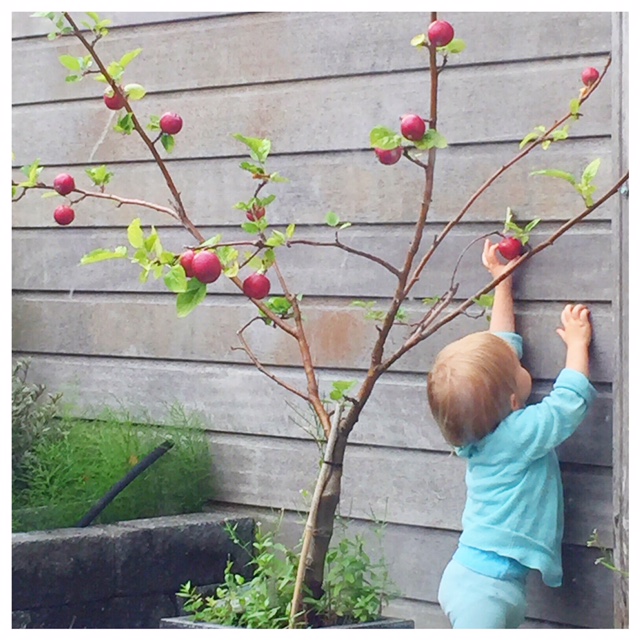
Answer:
[
  {"left": 178, "top": 519, "right": 398, "bottom": 628},
  {"left": 11, "top": 358, "right": 64, "bottom": 492},
  {"left": 12, "top": 405, "right": 215, "bottom": 531}
]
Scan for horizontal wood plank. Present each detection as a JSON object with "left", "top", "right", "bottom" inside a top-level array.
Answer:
[
  {"left": 12, "top": 12, "right": 611, "bottom": 104},
  {"left": 11, "top": 224, "right": 613, "bottom": 302},
  {"left": 11, "top": 59, "right": 611, "bottom": 166},
  {"left": 200, "top": 435, "right": 612, "bottom": 549},
  {"left": 12, "top": 296, "right": 614, "bottom": 382},
  {"left": 17, "top": 355, "right": 613, "bottom": 467},
  {"left": 11, "top": 12, "right": 225, "bottom": 39},
  {"left": 11, "top": 139, "right": 616, "bottom": 228}
]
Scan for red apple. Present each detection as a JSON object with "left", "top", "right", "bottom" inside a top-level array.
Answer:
[
  {"left": 160, "top": 112, "right": 183, "bottom": 135},
  {"left": 53, "top": 173, "right": 75, "bottom": 196},
  {"left": 53, "top": 204, "right": 75, "bottom": 226},
  {"left": 400, "top": 114, "right": 426, "bottom": 142},
  {"left": 179, "top": 249, "right": 196, "bottom": 277},
  {"left": 427, "top": 20, "right": 455, "bottom": 47},
  {"left": 192, "top": 251, "right": 222, "bottom": 284},
  {"left": 103, "top": 87, "right": 126, "bottom": 110},
  {"left": 243, "top": 273, "right": 271, "bottom": 300},
  {"left": 374, "top": 147, "right": 403, "bottom": 165},
  {"left": 246, "top": 206, "right": 266, "bottom": 221},
  {"left": 581, "top": 67, "right": 599, "bottom": 87},
  {"left": 497, "top": 236, "right": 524, "bottom": 260}
]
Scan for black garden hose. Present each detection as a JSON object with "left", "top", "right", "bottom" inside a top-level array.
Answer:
[{"left": 75, "top": 439, "right": 174, "bottom": 527}]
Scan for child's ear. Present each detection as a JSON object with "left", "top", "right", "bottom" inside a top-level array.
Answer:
[{"left": 510, "top": 393, "right": 521, "bottom": 411}]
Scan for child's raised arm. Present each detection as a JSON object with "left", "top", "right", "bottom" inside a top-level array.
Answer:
[{"left": 481, "top": 239, "right": 522, "bottom": 334}]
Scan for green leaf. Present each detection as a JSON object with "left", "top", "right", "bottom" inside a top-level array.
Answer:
[
  {"left": 581, "top": 158, "right": 601, "bottom": 185},
  {"left": 422, "top": 296, "right": 441, "bottom": 306},
  {"left": 65, "top": 74, "right": 81, "bottom": 83},
  {"left": 268, "top": 172, "right": 289, "bottom": 183},
  {"left": 474, "top": 293, "right": 495, "bottom": 308},
  {"left": 369, "top": 126, "right": 403, "bottom": 150},
  {"left": 161, "top": 134, "right": 175, "bottom": 153},
  {"left": 445, "top": 38, "right": 466, "bottom": 54},
  {"left": 119, "top": 48, "right": 143, "bottom": 69},
  {"left": 164, "top": 265, "right": 188, "bottom": 293},
  {"left": 541, "top": 140, "right": 551, "bottom": 150},
  {"left": 241, "top": 221, "right": 260, "bottom": 234},
  {"left": 85, "top": 164, "right": 114, "bottom": 186},
  {"left": 285, "top": 223, "right": 295, "bottom": 239},
  {"left": 410, "top": 33, "right": 427, "bottom": 47},
  {"left": 147, "top": 115, "right": 160, "bottom": 131},
  {"left": 551, "top": 125, "right": 570, "bottom": 142},
  {"left": 124, "top": 83, "right": 146, "bottom": 101},
  {"left": 530, "top": 169, "right": 576, "bottom": 185},
  {"left": 519, "top": 130, "right": 543, "bottom": 149},
  {"left": 263, "top": 248, "right": 276, "bottom": 269},
  {"left": 326, "top": 211, "right": 340, "bottom": 227},
  {"left": 260, "top": 194, "right": 276, "bottom": 207},
  {"left": 106, "top": 61, "right": 125, "bottom": 81},
  {"left": 240, "top": 161, "right": 264, "bottom": 175},
  {"left": 20, "top": 159, "right": 43, "bottom": 187},
  {"left": 217, "top": 246, "right": 238, "bottom": 266},
  {"left": 524, "top": 218, "right": 541, "bottom": 233},
  {"left": 41, "top": 191, "right": 59, "bottom": 199},
  {"left": 329, "top": 380, "right": 357, "bottom": 401},
  {"left": 224, "top": 262, "right": 239, "bottom": 278},
  {"left": 339, "top": 222, "right": 352, "bottom": 230},
  {"left": 144, "top": 227, "right": 163, "bottom": 255},
  {"left": 201, "top": 234, "right": 222, "bottom": 248},
  {"left": 414, "top": 128, "right": 448, "bottom": 150},
  {"left": 176, "top": 278, "right": 207, "bottom": 318},
  {"left": 127, "top": 218, "right": 145, "bottom": 249},
  {"left": 80, "top": 246, "right": 128, "bottom": 264},
  {"left": 114, "top": 113, "right": 135, "bottom": 135},
  {"left": 425, "top": 128, "right": 448, "bottom": 149},
  {"left": 59, "top": 55, "right": 82, "bottom": 71},
  {"left": 232, "top": 134, "right": 271, "bottom": 164},
  {"left": 570, "top": 98, "right": 581, "bottom": 116}
]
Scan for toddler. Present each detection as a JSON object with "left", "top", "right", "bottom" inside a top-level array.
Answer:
[{"left": 427, "top": 239, "right": 596, "bottom": 628}]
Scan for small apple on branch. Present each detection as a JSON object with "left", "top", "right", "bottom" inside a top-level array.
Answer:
[{"left": 497, "top": 208, "right": 540, "bottom": 259}]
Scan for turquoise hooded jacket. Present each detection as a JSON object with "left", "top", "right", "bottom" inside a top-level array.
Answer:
[{"left": 454, "top": 332, "right": 597, "bottom": 587}]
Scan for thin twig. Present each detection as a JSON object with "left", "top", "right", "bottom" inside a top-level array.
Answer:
[
  {"left": 288, "top": 237, "right": 401, "bottom": 279},
  {"left": 233, "top": 317, "right": 311, "bottom": 403}
]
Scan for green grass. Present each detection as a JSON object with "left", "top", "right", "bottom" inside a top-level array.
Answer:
[{"left": 12, "top": 405, "right": 216, "bottom": 532}]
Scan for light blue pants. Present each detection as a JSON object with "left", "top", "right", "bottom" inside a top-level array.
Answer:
[{"left": 438, "top": 558, "right": 528, "bottom": 628}]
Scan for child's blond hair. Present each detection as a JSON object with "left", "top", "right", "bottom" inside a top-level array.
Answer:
[{"left": 427, "top": 332, "right": 520, "bottom": 447}]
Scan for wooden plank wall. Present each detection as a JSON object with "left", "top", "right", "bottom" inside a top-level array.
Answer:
[{"left": 12, "top": 12, "right": 619, "bottom": 628}]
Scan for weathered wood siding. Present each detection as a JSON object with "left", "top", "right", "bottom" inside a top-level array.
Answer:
[{"left": 12, "top": 12, "right": 624, "bottom": 628}]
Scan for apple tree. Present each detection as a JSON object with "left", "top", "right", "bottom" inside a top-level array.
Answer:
[{"left": 12, "top": 11, "right": 628, "bottom": 627}]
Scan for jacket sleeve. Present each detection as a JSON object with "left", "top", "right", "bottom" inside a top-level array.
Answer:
[
  {"left": 509, "top": 368, "right": 597, "bottom": 461},
  {"left": 492, "top": 331, "right": 523, "bottom": 360}
]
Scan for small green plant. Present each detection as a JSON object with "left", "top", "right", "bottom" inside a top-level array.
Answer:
[
  {"left": 587, "top": 529, "right": 629, "bottom": 578},
  {"left": 12, "top": 405, "right": 215, "bottom": 532},
  {"left": 11, "top": 358, "right": 64, "bottom": 493},
  {"left": 177, "top": 518, "right": 398, "bottom": 628}
]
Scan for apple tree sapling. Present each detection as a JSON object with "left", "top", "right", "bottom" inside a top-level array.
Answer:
[{"left": 12, "top": 10, "right": 628, "bottom": 629}]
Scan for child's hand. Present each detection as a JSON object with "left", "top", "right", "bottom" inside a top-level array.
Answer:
[
  {"left": 556, "top": 303, "right": 592, "bottom": 347},
  {"left": 482, "top": 239, "right": 522, "bottom": 279}
]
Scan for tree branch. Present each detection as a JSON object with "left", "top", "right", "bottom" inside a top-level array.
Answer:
[
  {"left": 381, "top": 170, "right": 629, "bottom": 371},
  {"left": 62, "top": 12, "right": 203, "bottom": 244},
  {"left": 403, "top": 55, "right": 613, "bottom": 298},
  {"left": 232, "top": 318, "right": 311, "bottom": 403},
  {"left": 287, "top": 236, "right": 401, "bottom": 279}
]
